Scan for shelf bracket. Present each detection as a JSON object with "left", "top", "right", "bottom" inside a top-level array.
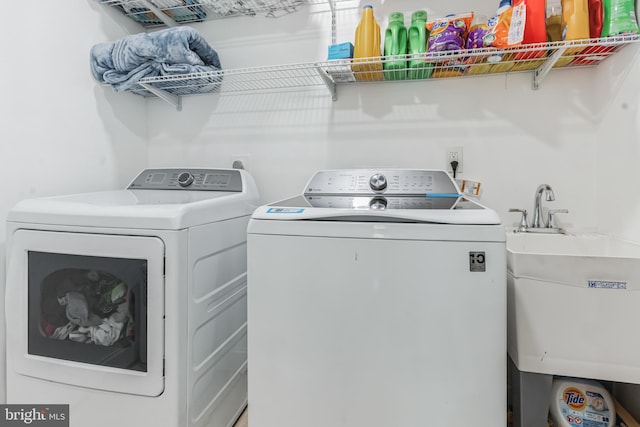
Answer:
[
  {"left": 139, "top": 0, "right": 178, "bottom": 27},
  {"left": 328, "top": 0, "right": 337, "bottom": 45},
  {"left": 139, "top": 83, "right": 183, "bottom": 111},
  {"left": 316, "top": 66, "right": 337, "bottom": 101},
  {"left": 533, "top": 46, "right": 567, "bottom": 90}
]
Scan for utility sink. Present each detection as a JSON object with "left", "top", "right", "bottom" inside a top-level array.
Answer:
[
  {"left": 508, "top": 232, "right": 640, "bottom": 285},
  {"left": 506, "top": 232, "right": 640, "bottom": 384}
]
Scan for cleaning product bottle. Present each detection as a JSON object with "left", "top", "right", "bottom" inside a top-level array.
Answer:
[
  {"left": 589, "top": 0, "right": 604, "bottom": 37},
  {"left": 546, "top": 0, "right": 576, "bottom": 65},
  {"left": 575, "top": 0, "right": 606, "bottom": 64},
  {"left": 352, "top": 4, "right": 383, "bottom": 81},
  {"left": 515, "top": 0, "right": 547, "bottom": 60},
  {"left": 548, "top": 377, "right": 616, "bottom": 427},
  {"left": 383, "top": 12, "right": 407, "bottom": 80},
  {"left": 523, "top": 0, "right": 548, "bottom": 44},
  {"left": 547, "top": 0, "right": 564, "bottom": 41},
  {"left": 407, "top": 10, "right": 432, "bottom": 79},
  {"left": 561, "top": 0, "right": 591, "bottom": 39},
  {"left": 489, "top": 0, "right": 516, "bottom": 72},
  {"left": 601, "top": 0, "right": 639, "bottom": 36}
]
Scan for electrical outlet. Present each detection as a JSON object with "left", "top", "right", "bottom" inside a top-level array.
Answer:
[{"left": 446, "top": 147, "right": 463, "bottom": 174}]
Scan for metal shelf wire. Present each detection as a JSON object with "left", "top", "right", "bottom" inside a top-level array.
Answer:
[
  {"left": 99, "top": 0, "right": 346, "bottom": 27},
  {"left": 125, "top": 35, "right": 639, "bottom": 109}
]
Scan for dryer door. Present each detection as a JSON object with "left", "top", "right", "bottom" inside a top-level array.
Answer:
[{"left": 6, "top": 230, "right": 165, "bottom": 396}]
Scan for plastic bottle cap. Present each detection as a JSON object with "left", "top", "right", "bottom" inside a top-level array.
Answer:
[
  {"left": 363, "top": 4, "right": 373, "bottom": 8},
  {"left": 497, "top": 0, "right": 511, "bottom": 14},
  {"left": 411, "top": 10, "right": 427, "bottom": 22},
  {"left": 389, "top": 12, "right": 404, "bottom": 22}
]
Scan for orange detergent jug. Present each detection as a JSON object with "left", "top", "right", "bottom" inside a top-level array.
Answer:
[
  {"left": 352, "top": 4, "right": 383, "bottom": 80},
  {"left": 561, "top": 0, "right": 591, "bottom": 39}
]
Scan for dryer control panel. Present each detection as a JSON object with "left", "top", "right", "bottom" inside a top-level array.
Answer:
[{"left": 128, "top": 168, "right": 243, "bottom": 191}]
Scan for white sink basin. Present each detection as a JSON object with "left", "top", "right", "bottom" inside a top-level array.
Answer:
[
  {"left": 507, "top": 232, "right": 640, "bottom": 286},
  {"left": 507, "top": 232, "right": 640, "bottom": 384}
]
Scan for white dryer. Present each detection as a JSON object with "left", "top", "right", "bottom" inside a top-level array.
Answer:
[
  {"left": 5, "top": 168, "right": 259, "bottom": 427},
  {"left": 247, "top": 169, "right": 506, "bottom": 427}
]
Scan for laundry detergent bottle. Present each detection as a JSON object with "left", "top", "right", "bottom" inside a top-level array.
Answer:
[
  {"left": 561, "top": 0, "right": 591, "bottom": 39},
  {"left": 601, "top": 0, "right": 639, "bottom": 36},
  {"left": 547, "top": 0, "right": 564, "bottom": 41},
  {"left": 589, "top": 0, "right": 604, "bottom": 37},
  {"left": 523, "top": 0, "right": 548, "bottom": 43},
  {"left": 407, "top": 10, "right": 432, "bottom": 79},
  {"left": 549, "top": 377, "right": 616, "bottom": 427},
  {"left": 515, "top": 0, "right": 547, "bottom": 60},
  {"left": 352, "top": 4, "right": 383, "bottom": 80},
  {"left": 383, "top": 12, "right": 407, "bottom": 80},
  {"left": 488, "top": 0, "right": 518, "bottom": 72}
]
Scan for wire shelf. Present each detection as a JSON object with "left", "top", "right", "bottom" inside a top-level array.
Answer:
[
  {"left": 327, "top": 35, "right": 640, "bottom": 88},
  {"left": 136, "top": 62, "right": 324, "bottom": 92},
  {"left": 99, "top": 0, "right": 345, "bottom": 26},
  {"left": 126, "top": 34, "right": 640, "bottom": 109}
]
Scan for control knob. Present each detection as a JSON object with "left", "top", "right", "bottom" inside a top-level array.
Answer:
[
  {"left": 369, "top": 173, "right": 387, "bottom": 192},
  {"left": 369, "top": 197, "right": 388, "bottom": 210},
  {"left": 177, "top": 172, "right": 194, "bottom": 187}
]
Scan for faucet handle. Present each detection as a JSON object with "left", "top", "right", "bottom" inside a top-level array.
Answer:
[
  {"left": 509, "top": 208, "right": 530, "bottom": 232},
  {"left": 547, "top": 209, "right": 568, "bottom": 229}
]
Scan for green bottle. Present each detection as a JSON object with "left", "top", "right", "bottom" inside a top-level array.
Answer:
[
  {"left": 408, "top": 10, "right": 432, "bottom": 79},
  {"left": 383, "top": 12, "right": 407, "bottom": 80},
  {"left": 601, "top": 0, "right": 639, "bottom": 36}
]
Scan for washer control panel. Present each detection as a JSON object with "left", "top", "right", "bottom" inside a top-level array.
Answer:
[
  {"left": 304, "top": 169, "right": 458, "bottom": 196},
  {"left": 128, "top": 168, "right": 243, "bottom": 191}
]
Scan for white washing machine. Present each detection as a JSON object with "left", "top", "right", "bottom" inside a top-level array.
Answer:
[
  {"left": 5, "top": 168, "right": 259, "bottom": 427},
  {"left": 247, "top": 169, "right": 506, "bottom": 427}
]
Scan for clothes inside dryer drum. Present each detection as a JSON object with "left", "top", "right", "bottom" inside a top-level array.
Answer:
[{"left": 40, "top": 268, "right": 133, "bottom": 347}]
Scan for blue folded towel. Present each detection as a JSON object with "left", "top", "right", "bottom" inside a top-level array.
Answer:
[{"left": 90, "top": 26, "right": 221, "bottom": 93}]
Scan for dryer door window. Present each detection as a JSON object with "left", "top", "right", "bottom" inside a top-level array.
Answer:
[
  {"left": 6, "top": 230, "right": 165, "bottom": 397},
  {"left": 29, "top": 252, "right": 148, "bottom": 372}
]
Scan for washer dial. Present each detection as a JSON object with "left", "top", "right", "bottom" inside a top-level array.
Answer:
[
  {"left": 369, "top": 174, "right": 388, "bottom": 192},
  {"left": 177, "top": 172, "right": 194, "bottom": 187},
  {"left": 369, "top": 197, "right": 388, "bottom": 210}
]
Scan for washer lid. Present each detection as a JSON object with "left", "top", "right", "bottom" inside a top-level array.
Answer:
[
  {"left": 7, "top": 169, "right": 260, "bottom": 230},
  {"left": 251, "top": 169, "right": 500, "bottom": 225}
]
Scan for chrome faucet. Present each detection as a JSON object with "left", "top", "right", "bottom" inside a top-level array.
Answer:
[
  {"left": 509, "top": 184, "right": 568, "bottom": 233},
  {"left": 532, "top": 184, "right": 555, "bottom": 228}
]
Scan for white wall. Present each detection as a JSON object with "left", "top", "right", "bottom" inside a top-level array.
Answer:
[
  {"left": 0, "top": 0, "right": 149, "bottom": 402},
  {"left": 594, "top": 45, "right": 640, "bottom": 242}
]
